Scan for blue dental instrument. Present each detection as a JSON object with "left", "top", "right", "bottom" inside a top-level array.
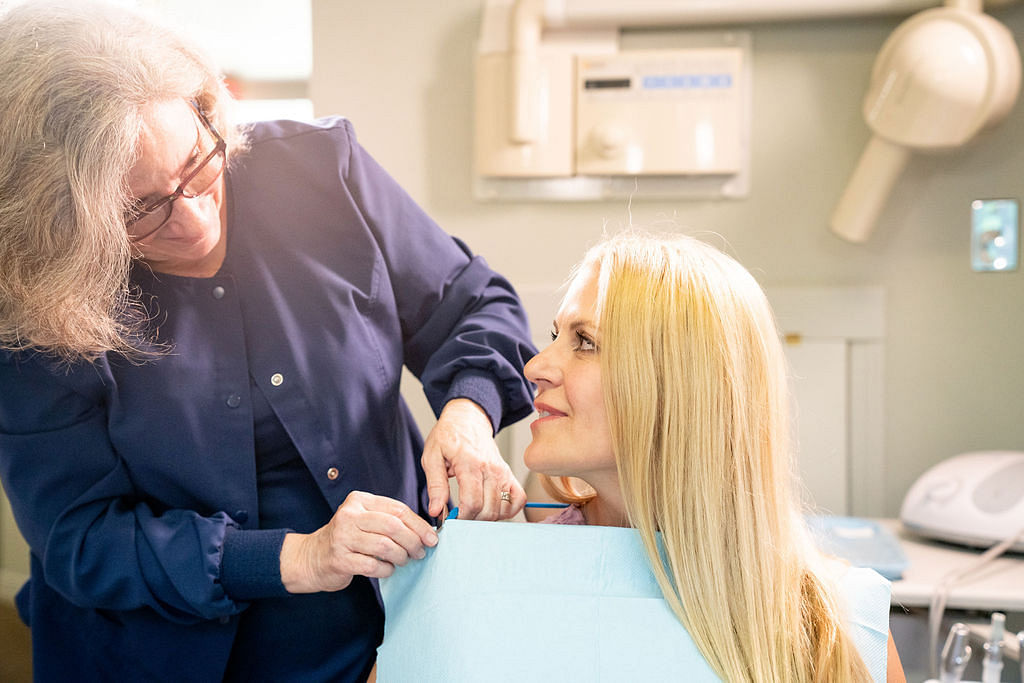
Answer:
[{"left": 439, "top": 502, "right": 569, "bottom": 528}]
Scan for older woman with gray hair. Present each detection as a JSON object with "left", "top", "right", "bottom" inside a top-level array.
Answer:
[{"left": 0, "top": 1, "right": 535, "bottom": 680}]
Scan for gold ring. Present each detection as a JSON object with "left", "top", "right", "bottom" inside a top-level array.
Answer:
[{"left": 500, "top": 490, "right": 511, "bottom": 503}]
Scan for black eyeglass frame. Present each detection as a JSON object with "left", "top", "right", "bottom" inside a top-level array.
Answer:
[{"left": 126, "top": 100, "right": 227, "bottom": 243}]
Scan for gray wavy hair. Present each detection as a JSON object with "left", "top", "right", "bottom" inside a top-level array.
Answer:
[{"left": 0, "top": 0, "right": 248, "bottom": 362}]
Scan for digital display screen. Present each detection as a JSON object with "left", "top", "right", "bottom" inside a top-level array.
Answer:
[
  {"left": 583, "top": 78, "right": 632, "bottom": 90},
  {"left": 641, "top": 73, "right": 733, "bottom": 89}
]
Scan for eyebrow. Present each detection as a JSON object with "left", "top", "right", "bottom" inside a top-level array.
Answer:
[{"left": 552, "top": 318, "right": 597, "bottom": 334}]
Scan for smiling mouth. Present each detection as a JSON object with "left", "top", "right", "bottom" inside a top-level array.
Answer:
[{"left": 533, "top": 401, "right": 566, "bottom": 419}]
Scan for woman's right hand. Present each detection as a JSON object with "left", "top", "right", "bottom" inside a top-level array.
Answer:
[{"left": 279, "top": 491, "right": 438, "bottom": 594}]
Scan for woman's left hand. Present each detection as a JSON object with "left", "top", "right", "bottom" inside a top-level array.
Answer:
[{"left": 421, "top": 398, "right": 525, "bottom": 521}]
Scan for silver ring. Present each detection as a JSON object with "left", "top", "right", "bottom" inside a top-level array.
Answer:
[{"left": 500, "top": 490, "right": 511, "bottom": 503}]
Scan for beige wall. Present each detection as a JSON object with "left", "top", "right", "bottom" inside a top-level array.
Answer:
[
  {"left": 311, "top": 0, "right": 1024, "bottom": 516},
  {"left": 0, "top": 486, "right": 30, "bottom": 601}
]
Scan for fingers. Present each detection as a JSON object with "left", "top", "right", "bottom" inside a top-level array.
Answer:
[
  {"left": 506, "top": 480, "right": 528, "bottom": 517},
  {"left": 421, "top": 442, "right": 452, "bottom": 519},
  {"left": 420, "top": 399, "right": 527, "bottom": 521},
  {"left": 300, "top": 492, "right": 438, "bottom": 592},
  {"left": 350, "top": 513, "right": 432, "bottom": 565},
  {"left": 344, "top": 491, "right": 438, "bottom": 550},
  {"left": 453, "top": 458, "right": 485, "bottom": 519},
  {"left": 480, "top": 481, "right": 500, "bottom": 520},
  {"left": 454, "top": 465, "right": 526, "bottom": 521}
]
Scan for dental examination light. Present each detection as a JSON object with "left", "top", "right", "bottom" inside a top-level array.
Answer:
[{"left": 830, "top": 0, "right": 1021, "bottom": 243}]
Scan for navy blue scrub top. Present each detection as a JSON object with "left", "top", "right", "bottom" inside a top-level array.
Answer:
[
  {"left": 0, "top": 117, "right": 536, "bottom": 681},
  {"left": 221, "top": 376, "right": 381, "bottom": 681}
]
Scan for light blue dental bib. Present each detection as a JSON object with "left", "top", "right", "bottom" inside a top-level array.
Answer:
[{"left": 378, "top": 519, "right": 890, "bottom": 681}]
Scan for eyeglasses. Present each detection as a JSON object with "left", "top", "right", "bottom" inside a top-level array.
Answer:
[{"left": 125, "top": 101, "right": 226, "bottom": 243}]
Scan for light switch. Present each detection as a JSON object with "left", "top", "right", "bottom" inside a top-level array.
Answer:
[{"left": 971, "top": 198, "right": 1019, "bottom": 272}]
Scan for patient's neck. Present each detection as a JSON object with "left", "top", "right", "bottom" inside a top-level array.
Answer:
[{"left": 582, "top": 490, "right": 629, "bottom": 528}]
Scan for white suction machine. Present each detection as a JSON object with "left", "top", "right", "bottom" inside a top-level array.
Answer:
[{"left": 900, "top": 451, "right": 1024, "bottom": 552}]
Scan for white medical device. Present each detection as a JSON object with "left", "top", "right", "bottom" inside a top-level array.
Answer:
[
  {"left": 474, "top": 12, "right": 750, "bottom": 200},
  {"left": 474, "top": 0, "right": 1023, "bottom": 202},
  {"left": 573, "top": 50, "right": 744, "bottom": 177},
  {"left": 830, "top": 0, "right": 1021, "bottom": 243},
  {"left": 900, "top": 451, "right": 1024, "bottom": 552}
]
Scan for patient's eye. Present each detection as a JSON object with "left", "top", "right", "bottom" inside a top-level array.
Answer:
[
  {"left": 573, "top": 331, "right": 597, "bottom": 353},
  {"left": 549, "top": 323, "right": 598, "bottom": 353}
]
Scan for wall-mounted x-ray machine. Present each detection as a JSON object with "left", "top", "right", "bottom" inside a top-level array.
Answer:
[
  {"left": 474, "top": 0, "right": 1022, "bottom": 241},
  {"left": 474, "top": 3, "right": 752, "bottom": 201}
]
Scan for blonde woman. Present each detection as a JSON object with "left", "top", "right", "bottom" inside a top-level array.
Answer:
[
  {"left": 524, "top": 232, "right": 905, "bottom": 681},
  {"left": 0, "top": 1, "right": 534, "bottom": 679}
]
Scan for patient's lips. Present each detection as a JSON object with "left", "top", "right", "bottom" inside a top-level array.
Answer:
[{"left": 532, "top": 401, "right": 567, "bottom": 424}]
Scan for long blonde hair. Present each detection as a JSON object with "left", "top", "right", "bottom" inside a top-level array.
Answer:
[
  {"left": 554, "top": 232, "right": 871, "bottom": 681},
  {"left": 0, "top": 0, "right": 248, "bottom": 361}
]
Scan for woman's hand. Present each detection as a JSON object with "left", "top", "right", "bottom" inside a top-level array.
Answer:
[
  {"left": 420, "top": 398, "right": 526, "bottom": 521},
  {"left": 280, "top": 491, "right": 438, "bottom": 594}
]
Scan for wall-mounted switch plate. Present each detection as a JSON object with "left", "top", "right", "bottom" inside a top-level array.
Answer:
[{"left": 971, "top": 198, "right": 1019, "bottom": 272}]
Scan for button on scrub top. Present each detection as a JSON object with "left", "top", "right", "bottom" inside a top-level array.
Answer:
[{"left": 222, "top": 376, "right": 381, "bottom": 682}]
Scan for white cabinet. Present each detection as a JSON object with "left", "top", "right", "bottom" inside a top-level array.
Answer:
[{"left": 769, "top": 286, "right": 886, "bottom": 516}]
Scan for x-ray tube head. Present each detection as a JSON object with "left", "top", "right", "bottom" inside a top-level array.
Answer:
[
  {"left": 830, "top": 2, "right": 1021, "bottom": 243},
  {"left": 830, "top": 136, "right": 910, "bottom": 244}
]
